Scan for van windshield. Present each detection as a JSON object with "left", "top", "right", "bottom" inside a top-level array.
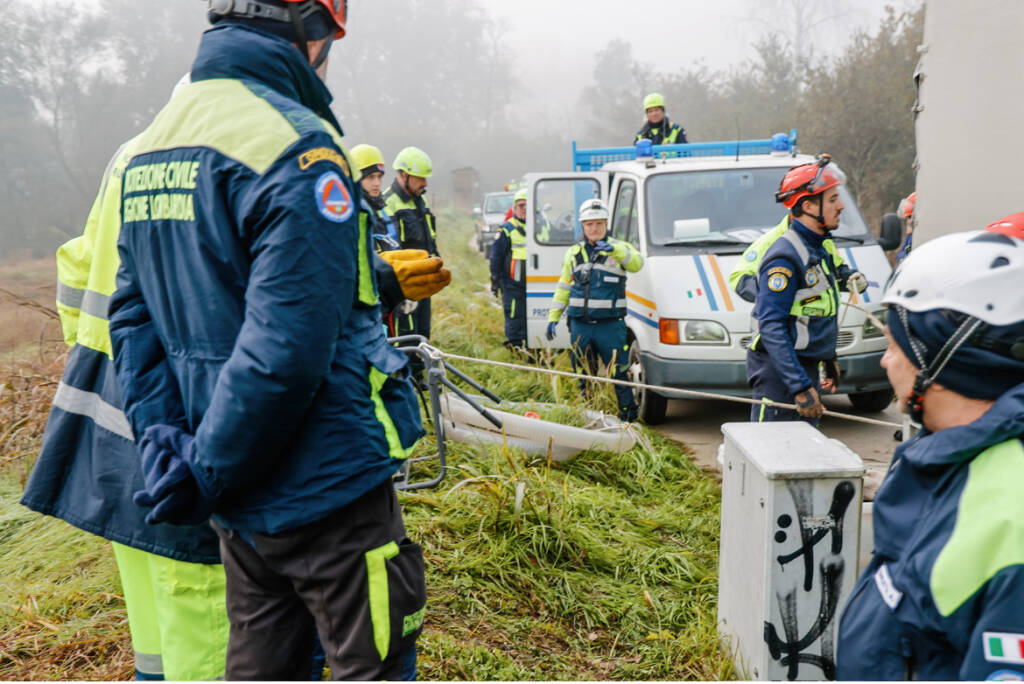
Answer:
[
  {"left": 645, "top": 168, "right": 872, "bottom": 251},
  {"left": 484, "top": 193, "right": 514, "bottom": 214}
]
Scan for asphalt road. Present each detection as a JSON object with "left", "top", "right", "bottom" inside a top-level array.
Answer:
[{"left": 654, "top": 393, "right": 904, "bottom": 496}]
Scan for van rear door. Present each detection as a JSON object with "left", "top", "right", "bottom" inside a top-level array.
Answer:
[{"left": 523, "top": 171, "right": 609, "bottom": 348}]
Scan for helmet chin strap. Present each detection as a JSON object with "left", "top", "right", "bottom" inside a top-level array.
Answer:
[
  {"left": 899, "top": 307, "right": 985, "bottom": 424},
  {"left": 286, "top": 3, "right": 309, "bottom": 61},
  {"left": 287, "top": 1, "right": 334, "bottom": 69},
  {"left": 807, "top": 195, "right": 829, "bottom": 231}
]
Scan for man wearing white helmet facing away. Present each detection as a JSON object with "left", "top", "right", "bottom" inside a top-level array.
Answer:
[
  {"left": 837, "top": 214, "right": 1024, "bottom": 680},
  {"left": 546, "top": 198, "right": 644, "bottom": 421}
]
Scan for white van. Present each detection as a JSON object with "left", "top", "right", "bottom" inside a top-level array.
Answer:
[{"left": 523, "top": 133, "right": 899, "bottom": 423}]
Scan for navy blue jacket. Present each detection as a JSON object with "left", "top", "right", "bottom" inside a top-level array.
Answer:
[
  {"left": 108, "top": 25, "right": 423, "bottom": 534},
  {"left": 489, "top": 218, "right": 526, "bottom": 291},
  {"left": 751, "top": 220, "right": 841, "bottom": 394},
  {"left": 837, "top": 384, "right": 1024, "bottom": 680}
]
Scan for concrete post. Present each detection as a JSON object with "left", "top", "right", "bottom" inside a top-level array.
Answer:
[{"left": 717, "top": 422, "right": 864, "bottom": 680}]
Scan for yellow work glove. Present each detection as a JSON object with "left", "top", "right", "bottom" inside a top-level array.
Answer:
[{"left": 378, "top": 249, "right": 452, "bottom": 301}]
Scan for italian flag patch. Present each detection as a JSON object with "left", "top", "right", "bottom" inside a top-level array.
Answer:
[{"left": 984, "top": 632, "right": 1024, "bottom": 665}]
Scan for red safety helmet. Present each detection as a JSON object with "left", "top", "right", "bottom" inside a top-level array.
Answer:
[
  {"left": 775, "top": 155, "right": 842, "bottom": 209},
  {"left": 898, "top": 191, "right": 916, "bottom": 220},
  {"left": 984, "top": 212, "right": 1024, "bottom": 240},
  {"left": 284, "top": 0, "right": 346, "bottom": 38}
]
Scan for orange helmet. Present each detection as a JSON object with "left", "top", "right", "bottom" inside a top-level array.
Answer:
[
  {"left": 898, "top": 191, "right": 916, "bottom": 220},
  {"left": 288, "top": 0, "right": 346, "bottom": 38},
  {"left": 984, "top": 212, "right": 1024, "bottom": 240},
  {"left": 775, "top": 155, "right": 841, "bottom": 209}
]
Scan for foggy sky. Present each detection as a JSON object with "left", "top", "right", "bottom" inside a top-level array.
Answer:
[{"left": 476, "top": 0, "right": 916, "bottom": 132}]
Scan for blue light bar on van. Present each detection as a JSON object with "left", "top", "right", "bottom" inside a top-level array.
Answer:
[
  {"left": 635, "top": 139, "right": 654, "bottom": 158},
  {"left": 571, "top": 128, "right": 799, "bottom": 171}
]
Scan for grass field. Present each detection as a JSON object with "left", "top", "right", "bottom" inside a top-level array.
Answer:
[{"left": 0, "top": 209, "right": 732, "bottom": 680}]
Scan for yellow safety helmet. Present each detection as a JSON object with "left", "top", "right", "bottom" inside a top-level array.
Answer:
[
  {"left": 393, "top": 146, "right": 433, "bottom": 179},
  {"left": 514, "top": 188, "right": 527, "bottom": 203},
  {"left": 350, "top": 144, "right": 385, "bottom": 180},
  {"left": 643, "top": 92, "right": 665, "bottom": 111}
]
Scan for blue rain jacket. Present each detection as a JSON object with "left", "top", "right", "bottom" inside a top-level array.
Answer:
[
  {"left": 108, "top": 24, "right": 423, "bottom": 535},
  {"left": 749, "top": 220, "right": 841, "bottom": 394},
  {"left": 837, "top": 383, "right": 1024, "bottom": 680}
]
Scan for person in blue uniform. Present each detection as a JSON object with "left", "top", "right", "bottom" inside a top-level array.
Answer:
[
  {"left": 633, "top": 92, "right": 687, "bottom": 145},
  {"left": 747, "top": 157, "right": 864, "bottom": 424},
  {"left": 107, "top": 1, "right": 427, "bottom": 678},
  {"left": 837, "top": 214, "right": 1024, "bottom": 681},
  {"left": 546, "top": 198, "right": 644, "bottom": 421},
  {"left": 490, "top": 188, "right": 529, "bottom": 350}
]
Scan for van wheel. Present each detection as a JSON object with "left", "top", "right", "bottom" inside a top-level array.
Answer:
[
  {"left": 848, "top": 389, "right": 894, "bottom": 413},
  {"left": 628, "top": 341, "right": 667, "bottom": 424}
]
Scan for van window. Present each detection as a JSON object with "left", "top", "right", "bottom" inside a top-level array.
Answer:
[
  {"left": 484, "top": 193, "right": 514, "bottom": 214},
  {"left": 644, "top": 168, "right": 872, "bottom": 252},
  {"left": 535, "top": 179, "right": 601, "bottom": 245},
  {"left": 611, "top": 180, "right": 640, "bottom": 249}
]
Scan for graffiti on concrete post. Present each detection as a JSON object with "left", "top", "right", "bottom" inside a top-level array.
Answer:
[{"left": 763, "top": 480, "right": 855, "bottom": 680}]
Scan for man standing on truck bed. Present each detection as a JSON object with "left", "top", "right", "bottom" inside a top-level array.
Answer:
[
  {"left": 633, "top": 92, "right": 687, "bottom": 145},
  {"left": 747, "top": 156, "right": 856, "bottom": 424},
  {"left": 490, "top": 188, "right": 529, "bottom": 351},
  {"left": 546, "top": 198, "right": 644, "bottom": 421}
]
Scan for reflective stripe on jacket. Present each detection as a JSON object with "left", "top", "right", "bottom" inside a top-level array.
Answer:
[
  {"left": 383, "top": 180, "right": 438, "bottom": 256},
  {"left": 107, "top": 25, "right": 424, "bottom": 534},
  {"left": 748, "top": 220, "right": 840, "bottom": 394},
  {"left": 633, "top": 118, "right": 687, "bottom": 145},
  {"left": 729, "top": 214, "right": 849, "bottom": 303},
  {"left": 493, "top": 217, "right": 527, "bottom": 286},
  {"left": 549, "top": 237, "right": 643, "bottom": 322},
  {"left": 838, "top": 384, "right": 1024, "bottom": 680},
  {"left": 21, "top": 136, "right": 221, "bottom": 563}
]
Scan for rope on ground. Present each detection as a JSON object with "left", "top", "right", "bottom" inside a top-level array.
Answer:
[{"left": 438, "top": 351, "right": 902, "bottom": 429}]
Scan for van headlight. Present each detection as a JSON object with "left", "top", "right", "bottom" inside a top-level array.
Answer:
[
  {"left": 863, "top": 310, "right": 886, "bottom": 339},
  {"left": 659, "top": 319, "right": 730, "bottom": 345}
]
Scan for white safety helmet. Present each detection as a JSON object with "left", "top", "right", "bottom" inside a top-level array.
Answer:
[
  {"left": 578, "top": 198, "right": 609, "bottom": 222},
  {"left": 883, "top": 229, "right": 1024, "bottom": 327}
]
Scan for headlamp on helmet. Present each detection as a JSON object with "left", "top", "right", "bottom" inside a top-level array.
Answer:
[{"left": 578, "top": 198, "right": 609, "bottom": 222}]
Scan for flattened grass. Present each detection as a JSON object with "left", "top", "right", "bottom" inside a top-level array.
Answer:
[{"left": 406, "top": 210, "right": 732, "bottom": 679}]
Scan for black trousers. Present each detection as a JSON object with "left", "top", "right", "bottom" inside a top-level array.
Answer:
[{"left": 213, "top": 482, "right": 427, "bottom": 680}]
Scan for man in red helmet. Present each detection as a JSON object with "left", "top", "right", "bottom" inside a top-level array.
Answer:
[
  {"left": 747, "top": 157, "right": 851, "bottom": 424},
  {"left": 895, "top": 191, "right": 916, "bottom": 263},
  {"left": 106, "top": 1, "right": 426, "bottom": 678}
]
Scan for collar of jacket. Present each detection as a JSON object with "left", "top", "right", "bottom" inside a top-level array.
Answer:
[
  {"left": 190, "top": 24, "right": 344, "bottom": 137},
  {"left": 896, "top": 382, "right": 1024, "bottom": 468},
  {"left": 366, "top": 193, "right": 385, "bottom": 211},
  {"left": 790, "top": 217, "right": 827, "bottom": 250},
  {"left": 643, "top": 117, "right": 672, "bottom": 134},
  {"left": 388, "top": 178, "right": 421, "bottom": 207}
]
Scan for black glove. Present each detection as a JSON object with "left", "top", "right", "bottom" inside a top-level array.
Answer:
[
  {"left": 490, "top": 279, "right": 500, "bottom": 298},
  {"left": 545, "top": 321, "right": 558, "bottom": 341}
]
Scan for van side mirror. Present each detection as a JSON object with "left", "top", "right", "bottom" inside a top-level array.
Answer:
[{"left": 878, "top": 212, "right": 902, "bottom": 251}]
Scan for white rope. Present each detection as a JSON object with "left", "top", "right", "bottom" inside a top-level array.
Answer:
[{"left": 437, "top": 350, "right": 901, "bottom": 429}]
